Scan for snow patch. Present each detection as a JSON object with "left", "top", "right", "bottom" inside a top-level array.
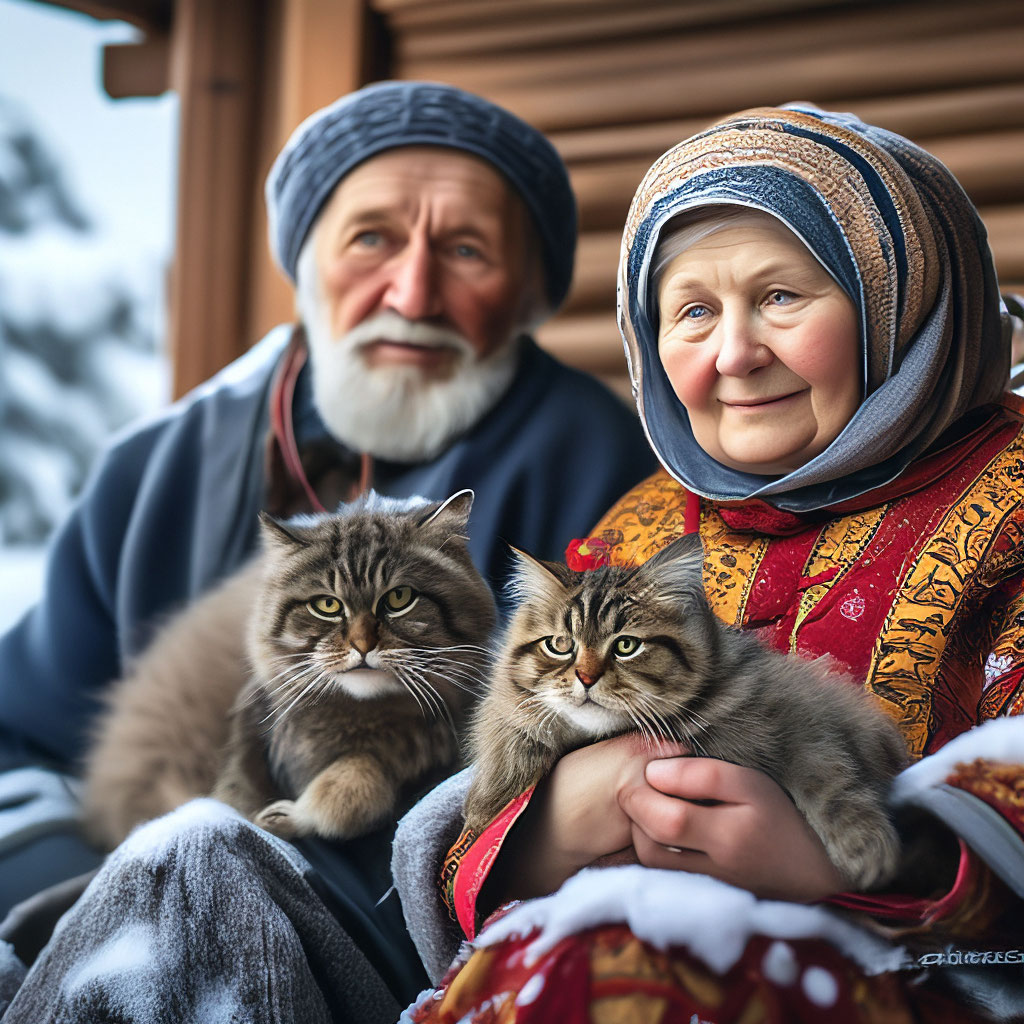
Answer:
[
  {"left": 514, "top": 973, "right": 545, "bottom": 1006},
  {"left": 397, "top": 988, "right": 438, "bottom": 1023},
  {"left": 116, "top": 798, "right": 246, "bottom": 866},
  {"left": 193, "top": 981, "right": 243, "bottom": 1024},
  {"left": 762, "top": 940, "right": 799, "bottom": 986},
  {"left": 476, "top": 866, "right": 906, "bottom": 977},
  {"left": 801, "top": 965, "right": 838, "bottom": 1007},
  {"left": 892, "top": 718, "right": 1024, "bottom": 799},
  {"left": 63, "top": 925, "right": 154, "bottom": 994}
]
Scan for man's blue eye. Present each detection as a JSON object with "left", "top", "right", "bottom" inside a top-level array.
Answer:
[
  {"left": 355, "top": 231, "right": 382, "bottom": 248},
  {"left": 455, "top": 243, "right": 481, "bottom": 259},
  {"left": 684, "top": 305, "right": 709, "bottom": 319},
  {"left": 767, "top": 290, "right": 795, "bottom": 305}
]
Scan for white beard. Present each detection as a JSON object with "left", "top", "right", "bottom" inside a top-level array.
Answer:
[{"left": 296, "top": 276, "right": 522, "bottom": 464}]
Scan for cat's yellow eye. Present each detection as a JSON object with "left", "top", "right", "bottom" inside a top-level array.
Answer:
[
  {"left": 541, "top": 635, "right": 574, "bottom": 659},
  {"left": 613, "top": 635, "right": 644, "bottom": 659},
  {"left": 307, "top": 595, "right": 343, "bottom": 621},
  {"left": 380, "top": 586, "right": 418, "bottom": 617}
]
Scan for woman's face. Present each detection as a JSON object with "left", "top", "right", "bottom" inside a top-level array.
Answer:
[{"left": 657, "top": 218, "right": 861, "bottom": 476}]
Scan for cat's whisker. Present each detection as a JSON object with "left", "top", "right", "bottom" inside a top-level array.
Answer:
[
  {"left": 622, "top": 704, "right": 656, "bottom": 750},
  {"left": 263, "top": 662, "right": 317, "bottom": 691},
  {"left": 398, "top": 670, "right": 457, "bottom": 737},
  {"left": 396, "top": 653, "right": 489, "bottom": 681},
  {"left": 634, "top": 688, "right": 700, "bottom": 753},
  {"left": 420, "top": 684, "right": 457, "bottom": 736},
  {"left": 260, "top": 670, "right": 319, "bottom": 705},
  {"left": 679, "top": 704, "right": 714, "bottom": 731},
  {"left": 380, "top": 654, "right": 485, "bottom": 698},
  {"left": 532, "top": 704, "right": 563, "bottom": 740},
  {"left": 401, "top": 644, "right": 492, "bottom": 656},
  {"left": 391, "top": 667, "right": 433, "bottom": 720},
  {"left": 633, "top": 692, "right": 683, "bottom": 745},
  {"left": 268, "top": 670, "right": 330, "bottom": 725},
  {"left": 402, "top": 669, "right": 443, "bottom": 719},
  {"left": 389, "top": 661, "right": 482, "bottom": 694},
  {"left": 402, "top": 666, "right": 453, "bottom": 725},
  {"left": 629, "top": 692, "right": 684, "bottom": 751}
]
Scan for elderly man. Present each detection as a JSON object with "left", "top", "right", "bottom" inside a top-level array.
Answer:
[{"left": 0, "top": 82, "right": 654, "bottom": 1019}]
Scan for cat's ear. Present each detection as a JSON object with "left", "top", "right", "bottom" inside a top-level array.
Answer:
[
  {"left": 506, "top": 545, "right": 570, "bottom": 604},
  {"left": 636, "top": 533, "right": 705, "bottom": 602},
  {"left": 418, "top": 489, "right": 474, "bottom": 537},
  {"left": 258, "top": 511, "right": 310, "bottom": 551}
]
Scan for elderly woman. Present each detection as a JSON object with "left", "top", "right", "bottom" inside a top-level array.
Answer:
[{"left": 395, "top": 105, "right": 1024, "bottom": 1023}]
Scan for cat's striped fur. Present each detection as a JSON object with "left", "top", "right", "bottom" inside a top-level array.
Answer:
[
  {"left": 464, "top": 533, "right": 907, "bottom": 890},
  {"left": 83, "top": 491, "right": 495, "bottom": 847}
]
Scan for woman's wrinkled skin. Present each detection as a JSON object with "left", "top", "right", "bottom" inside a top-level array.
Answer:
[{"left": 657, "top": 219, "right": 861, "bottom": 476}]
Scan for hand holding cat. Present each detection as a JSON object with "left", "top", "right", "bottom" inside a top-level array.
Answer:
[
  {"left": 621, "top": 755, "right": 846, "bottom": 902},
  {"left": 482, "top": 733, "right": 688, "bottom": 905}
]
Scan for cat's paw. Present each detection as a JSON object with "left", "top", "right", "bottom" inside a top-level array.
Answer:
[{"left": 253, "top": 799, "right": 309, "bottom": 839}]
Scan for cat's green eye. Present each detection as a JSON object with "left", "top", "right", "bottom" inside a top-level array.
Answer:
[
  {"left": 540, "top": 635, "right": 574, "bottom": 659},
  {"left": 308, "top": 595, "right": 343, "bottom": 620},
  {"left": 613, "top": 635, "right": 644, "bottom": 659},
  {"left": 380, "top": 586, "right": 418, "bottom": 617}
]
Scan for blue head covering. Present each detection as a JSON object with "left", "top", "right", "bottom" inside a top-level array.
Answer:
[
  {"left": 618, "top": 105, "right": 1009, "bottom": 511},
  {"left": 266, "top": 80, "right": 577, "bottom": 310}
]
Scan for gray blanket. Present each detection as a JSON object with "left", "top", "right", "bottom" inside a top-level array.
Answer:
[{"left": 0, "top": 800, "right": 402, "bottom": 1023}]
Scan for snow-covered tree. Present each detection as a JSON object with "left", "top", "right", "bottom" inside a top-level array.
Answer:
[{"left": 0, "top": 97, "right": 166, "bottom": 544}]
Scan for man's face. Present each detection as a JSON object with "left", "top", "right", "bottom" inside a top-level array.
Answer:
[{"left": 310, "top": 146, "right": 536, "bottom": 381}]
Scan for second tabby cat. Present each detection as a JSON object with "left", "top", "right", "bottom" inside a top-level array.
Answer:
[
  {"left": 463, "top": 534, "right": 907, "bottom": 891},
  {"left": 83, "top": 490, "right": 495, "bottom": 848}
]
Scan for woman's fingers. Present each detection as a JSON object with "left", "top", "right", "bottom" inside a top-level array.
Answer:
[
  {"left": 644, "top": 754, "right": 757, "bottom": 802},
  {"left": 619, "top": 756, "right": 845, "bottom": 901}
]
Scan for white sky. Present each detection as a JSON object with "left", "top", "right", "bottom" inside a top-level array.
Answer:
[{"left": 0, "top": 0, "right": 178, "bottom": 254}]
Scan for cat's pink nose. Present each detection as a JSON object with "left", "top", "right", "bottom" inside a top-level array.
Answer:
[{"left": 575, "top": 669, "right": 597, "bottom": 688}]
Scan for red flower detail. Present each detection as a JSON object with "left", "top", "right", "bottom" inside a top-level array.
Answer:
[{"left": 565, "top": 537, "right": 611, "bottom": 571}]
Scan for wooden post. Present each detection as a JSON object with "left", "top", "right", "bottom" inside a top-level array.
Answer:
[{"left": 166, "top": 0, "right": 264, "bottom": 397}]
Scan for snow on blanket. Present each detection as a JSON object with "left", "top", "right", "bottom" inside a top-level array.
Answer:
[
  {"left": 475, "top": 865, "right": 908, "bottom": 978},
  {"left": 892, "top": 717, "right": 1024, "bottom": 798}
]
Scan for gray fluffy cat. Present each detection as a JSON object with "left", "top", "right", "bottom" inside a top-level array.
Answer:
[
  {"left": 464, "top": 533, "right": 907, "bottom": 891},
  {"left": 83, "top": 490, "right": 495, "bottom": 848}
]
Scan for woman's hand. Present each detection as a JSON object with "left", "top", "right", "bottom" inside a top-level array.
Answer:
[
  {"left": 620, "top": 755, "right": 845, "bottom": 902},
  {"left": 481, "top": 733, "right": 688, "bottom": 906}
]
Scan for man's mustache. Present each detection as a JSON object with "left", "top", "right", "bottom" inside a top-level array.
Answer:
[{"left": 338, "top": 312, "right": 474, "bottom": 356}]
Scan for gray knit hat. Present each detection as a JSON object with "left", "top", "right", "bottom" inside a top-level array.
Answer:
[{"left": 266, "top": 80, "right": 577, "bottom": 310}]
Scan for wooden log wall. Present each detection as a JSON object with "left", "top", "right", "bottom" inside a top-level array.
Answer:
[{"left": 373, "top": 0, "right": 1024, "bottom": 397}]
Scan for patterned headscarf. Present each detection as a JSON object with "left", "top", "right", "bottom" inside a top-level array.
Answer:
[{"left": 618, "top": 105, "right": 1009, "bottom": 511}]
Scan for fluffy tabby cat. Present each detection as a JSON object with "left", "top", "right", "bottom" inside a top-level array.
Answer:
[
  {"left": 464, "top": 534, "right": 907, "bottom": 891},
  {"left": 83, "top": 490, "right": 495, "bottom": 849}
]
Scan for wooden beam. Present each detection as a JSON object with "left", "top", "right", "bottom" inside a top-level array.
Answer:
[
  {"left": 103, "top": 34, "right": 171, "bottom": 98},
  {"left": 38, "top": 0, "right": 172, "bottom": 32},
  {"left": 167, "top": 0, "right": 264, "bottom": 397}
]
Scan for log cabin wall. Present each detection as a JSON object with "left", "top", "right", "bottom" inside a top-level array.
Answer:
[
  {"left": 153, "top": 0, "right": 1024, "bottom": 398},
  {"left": 370, "top": 0, "right": 1024, "bottom": 399}
]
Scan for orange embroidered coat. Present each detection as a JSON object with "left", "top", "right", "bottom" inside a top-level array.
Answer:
[{"left": 443, "top": 398, "right": 1024, "bottom": 945}]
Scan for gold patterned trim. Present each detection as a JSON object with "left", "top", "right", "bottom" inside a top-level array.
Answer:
[
  {"left": 699, "top": 505, "right": 768, "bottom": 628},
  {"left": 789, "top": 506, "right": 889, "bottom": 653},
  {"left": 592, "top": 471, "right": 689, "bottom": 568},
  {"left": 867, "top": 434, "right": 1024, "bottom": 755}
]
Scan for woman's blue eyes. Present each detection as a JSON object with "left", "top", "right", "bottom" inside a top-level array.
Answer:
[
  {"left": 354, "top": 231, "right": 383, "bottom": 248},
  {"left": 681, "top": 292, "right": 796, "bottom": 320}
]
